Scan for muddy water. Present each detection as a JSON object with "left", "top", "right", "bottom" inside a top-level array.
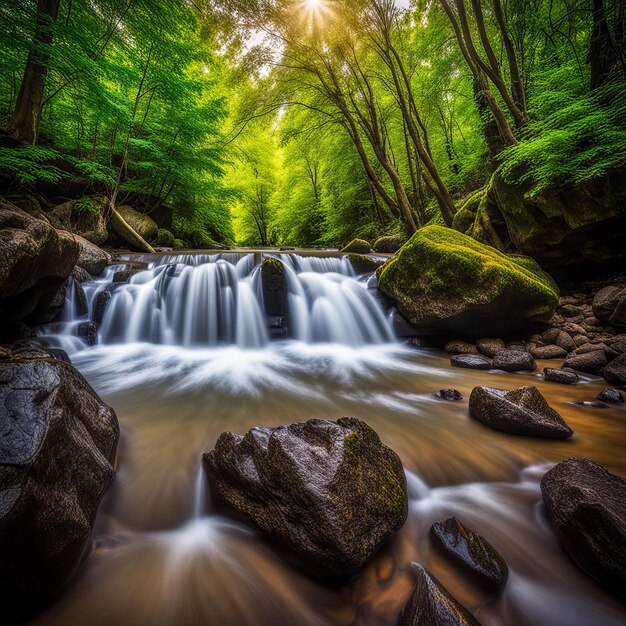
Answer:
[{"left": 25, "top": 342, "right": 626, "bottom": 626}]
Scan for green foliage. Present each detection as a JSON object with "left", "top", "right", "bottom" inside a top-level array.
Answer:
[
  {"left": 73, "top": 197, "right": 99, "bottom": 215},
  {"left": 500, "top": 69, "right": 626, "bottom": 194}
]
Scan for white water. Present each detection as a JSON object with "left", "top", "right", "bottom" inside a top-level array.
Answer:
[{"left": 37, "top": 253, "right": 393, "bottom": 352}]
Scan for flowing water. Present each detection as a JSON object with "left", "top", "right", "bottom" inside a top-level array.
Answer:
[{"left": 29, "top": 251, "right": 626, "bottom": 626}]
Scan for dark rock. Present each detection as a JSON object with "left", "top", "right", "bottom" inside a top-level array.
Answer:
[
  {"left": 604, "top": 354, "right": 626, "bottom": 385},
  {"left": 94, "top": 290, "right": 112, "bottom": 325},
  {"left": 573, "top": 401, "right": 609, "bottom": 409},
  {"left": 563, "top": 350, "right": 608, "bottom": 374},
  {"left": 373, "top": 236, "right": 402, "bottom": 253},
  {"left": 401, "top": 563, "right": 481, "bottom": 626},
  {"left": 492, "top": 350, "right": 536, "bottom": 372},
  {"left": 476, "top": 338, "right": 505, "bottom": 358},
  {"left": 406, "top": 337, "right": 428, "bottom": 349},
  {"left": 541, "top": 458, "right": 626, "bottom": 600},
  {"left": 592, "top": 285, "right": 626, "bottom": 329},
  {"left": 541, "top": 327, "right": 561, "bottom": 345},
  {"left": 597, "top": 388, "right": 624, "bottom": 403},
  {"left": 47, "top": 196, "right": 109, "bottom": 245},
  {"left": 451, "top": 354, "right": 493, "bottom": 370},
  {"left": 71, "top": 266, "right": 92, "bottom": 284},
  {"left": 0, "top": 205, "right": 80, "bottom": 325},
  {"left": 469, "top": 386, "right": 573, "bottom": 438},
  {"left": 556, "top": 331, "right": 577, "bottom": 352},
  {"left": 530, "top": 345, "right": 568, "bottom": 359},
  {"left": 267, "top": 316, "right": 289, "bottom": 339},
  {"left": 347, "top": 254, "right": 382, "bottom": 275},
  {"left": 431, "top": 517, "right": 508, "bottom": 592},
  {"left": 390, "top": 309, "right": 421, "bottom": 338},
  {"left": 341, "top": 239, "right": 373, "bottom": 254},
  {"left": 543, "top": 368, "right": 579, "bottom": 385},
  {"left": 436, "top": 389, "right": 464, "bottom": 401},
  {"left": 203, "top": 418, "right": 407, "bottom": 582},
  {"left": 445, "top": 340, "right": 478, "bottom": 355},
  {"left": 0, "top": 351, "right": 119, "bottom": 615},
  {"left": 559, "top": 304, "right": 582, "bottom": 317},
  {"left": 45, "top": 348, "right": 72, "bottom": 365},
  {"left": 77, "top": 321, "right": 98, "bottom": 346},
  {"left": 261, "top": 258, "right": 287, "bottom": 317},
  {"left": 112, "top": 269, "right": 143, "bottom": 283}
]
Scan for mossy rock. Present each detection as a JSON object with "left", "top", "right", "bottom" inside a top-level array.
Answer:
[
  {"left": 373, "top": 236, "right": 403, "bottom": 254},
  {"left": 115, "top": 205, "right": 158, "bottom": 243},
  {"left": 173, "top": 238, "right": 187, "bottom": 249},
  {"left": 156, "top": 228, "right": 175, "bottom": 247},
  {"left": 342, "top": 239, "right": 372, "bottom": 254},
  {"left": 377, "top": 225, "right": 559, "bottom": 337},
  {"left": 262, "top": 257, "right": 287, "bottom": 316},
  {"left": 347, "top": 254, "right": 383, "bottom": 275},
  {"left": 47, "top": 195, "right": 109, "bottom": 246}
]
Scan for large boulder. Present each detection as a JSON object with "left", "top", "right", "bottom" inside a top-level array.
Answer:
[
  {"left": 373, "top": 236, "right": 402, "bottom": 253},
  {"left": 342, "top": 239, "right": 373, "bottom": 254},
  {"left": 401, "top": 563, "right": 481, "bottom": 626},
  {"left": 47, "top": 196, "right": 109, "bottom": 245},
  {"left": 347, "top": 253, "right": 383, "bottom": 275},
  {"left": 541, "top": 458, "right": 626, "bottom": 600},
  {"left": 203, "top": 418, "right": 407, "bottom": 582},
  {"left": 377, "top": 226, "right": 559, "bottom": 337},
  {"left": 156, "top": 228, "right": 175, "bottom": 248},
  {"left": 112, "top": 205, "right": 158, "bottom": 244},
  {"left": 603, "top": 353, "right": 626, "bottom": 385},
  {"left": 57, "top": 231, "right": 109, "bottom": 276},
  {"left": 0, "top": 204, "right": 79, "bottom": 326},
  {"left": 431, "top": 517, "right": 508, "bottom": 592},
  {"left": 469, "top": 386, "right": 573, "bottom": 438},
  {"left": 592, "top": 285, "right": 626, "bottom": 329},
  {"left": 492, "top": 350, "right": 536, "bottom": 372},
  {"left": 0, "top": 346, "right": 119, "bottom": 616}
]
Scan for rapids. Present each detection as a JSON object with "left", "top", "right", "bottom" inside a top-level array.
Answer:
[{"left": 29, "top": 251, "right": 626, "bottom": 626}]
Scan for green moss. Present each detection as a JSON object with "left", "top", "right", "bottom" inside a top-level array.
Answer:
[
  {"left": 262, "top": 257, "right": 284, "bottom": 293},
  {"left": 378, "top": 225, "right": 559, "bottom": 334},
  {"left": 156, "top": 228, "right": 175, "bottom": 247},
  {"left": 347, "top": 254, "right": 380, "bottom": 275},
  {"left": 173, "top": 238, "right": 187, "bottom": 249},
  {"left": 341, "top": 238, "right": 372, "bottom": 254},
  {"left": 373, "top": 236, "right": 402, "bottom": 253},
  {"left": 378, "top": 462, "right": 406, "bottom": 517},
  {"left": 452, "top": 186, "right": 486, "bottom": 234}
]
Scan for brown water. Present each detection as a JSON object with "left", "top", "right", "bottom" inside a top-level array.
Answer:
[{"left": 25, "top": 342, "right": 626, "bottom": 626}]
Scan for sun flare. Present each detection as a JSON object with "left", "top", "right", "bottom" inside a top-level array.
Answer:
[{"left": 299, "top": 0, "right": 332, "bottom": 24}]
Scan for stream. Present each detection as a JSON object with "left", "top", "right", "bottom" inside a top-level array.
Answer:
[{"left": 28, "top": 251, "right": 626, "bottom": 626}]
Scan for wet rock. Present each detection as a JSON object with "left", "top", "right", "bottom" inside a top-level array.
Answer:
[
  {"left": 530, "top": 345, "right": 568, "bottom": 359},
  {"left": 469, "top": 386, "right": 573, "bottom": 438},
  {"left": 445, "top": 340, "right": 477, "bottom": 355},
  {"left": 451, "top": 354, "right": 493, "bottom": 370},
  {"left": 541, "top": 458, "right": 626, "bottom": 600},
  {"left": 401, "top": 563, "right": 481, "bottom": 626},
  {"left": 406, "top": 337, "right": 428, "bottom": 349},
  {"left": 341, "top": 239, "right": 372, "bottom": 254},
  {"left": 347, "top": 254, "right": 382, "bottom": 275},
  {"left": 556, "top": 331, "right": 577, "bottom": 352},
  {"left": 436, "top": 389, "right": 463, "bottom": 401},
  {"left": 203, "top": 418, "right": 407, "bottom": 581},
  {"left": 431, "top": 517, "right": 508, "bottom": 592},
  {"left": 604, "top": 354, "right": 626, "bottom": 385},
  {"left": 563, "top": 350, "right": 608, "bottom": 374},
  {"left": 596, "top": 388, "right": 624, "bottom": 403},
  {"left": 390, "top": 309, "right": 421, "bottom": 338},
  {"left": 71, "top": 265, "right": 92, "bottom": 284},
  {"left": 112, "top": 269, "right": 143, "bottom": 283},
  {"left": 0, "top": 204, "right": 79, "bottom": 325},
  {"left": 377, "top": 226, "right": 559, "bottom": 337},
  {"left": 267, "top": 316, "right": 289, "bottom": 339},
  {"left": 77, "top": 321, "right": 98, "bottom": 346},
  {"left": 0, "top": 350, "right": 119, "bottom": 615},
  {"left": 492, "top": 350, "right": 536, "bottom": 372},
  {"left": 592, "top": 285, "right": 626, "bottom": 329},
  {"left": 573, "top": 401, "right": 608, "bottom": 409},
  {"left": 94, "top": 290, "right": 112, "bottom": 325},
  {"left": 476, "top": 338, "right": 505, "bottom": 358},
  {"left": 261, "top": 258, "right": 287, "bottom": 317},
  {"left": 543, "top": 368, "right": 579, "bottom": 385}
]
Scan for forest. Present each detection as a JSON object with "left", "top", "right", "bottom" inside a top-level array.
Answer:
[{"left": 2, "top": 0, "right": 624, "bottom": 250}]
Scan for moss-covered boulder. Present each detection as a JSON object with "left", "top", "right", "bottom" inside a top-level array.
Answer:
[
  {"left": 173, "top": 238, "right": 187, "bottom": 249},
  {"left": 0, "top": 205, "right": 80, "bottom": 325},
  {"left": 342, "top": 238, "right": 372, "bottom": 254},
  {"left": 377, "top": 225, "right": 559, "bottom": 336},
  {"left": 347, "top": 254, "right": 383, "bottom": 275},
  {"left": 203, "top": 418, "right": 407, "bottom": 582},
  {"left": 373, "top": 236, "right": 402, "bottom": 254},
  {"left": 261, "top": 257, "right": 287, "bottom": 316},
  {"left": 114, "top": 205, "right": 158, "bottom": 243},
  {"left": 47, "top": 195, "right": 109, "bottom": 246},
  {"left": 156, "top": 228, "right": 175, "bottom": 248}
]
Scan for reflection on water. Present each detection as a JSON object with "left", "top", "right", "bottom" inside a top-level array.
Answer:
[{"left": 26, "top": 342, "right": 626, "bottom": 626}]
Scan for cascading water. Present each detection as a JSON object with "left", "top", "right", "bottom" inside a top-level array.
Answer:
[{"left": 37, "top": 252, "right": 395, "bottom": 352}]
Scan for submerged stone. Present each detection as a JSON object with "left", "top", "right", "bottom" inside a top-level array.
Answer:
[
  {"left": 544, "top": 367, "right": 579, "bottom": 384},
  {"left": 541, "top": 458, "right": 626, "bottom": 600},
  {"left": 401, "top": 563, "right": 481, "bottom": 626},
  {"left": 203, "top": 418, "right": 407, "bottom": 582},
  {"left": 431, "top": 517, "right": 508, "bottom": 592},
  {"left": 596, "top": 388, "right": 624, "bottom": 403},
  {"left": 436, "top": 389, "right": 464, "bottom": 401},
  {"left": 469, "top": 386, "right": 573, "bottom": 438}
]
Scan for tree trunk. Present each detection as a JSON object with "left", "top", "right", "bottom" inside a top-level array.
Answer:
[
  {"left": 4, "top": 0, "right": 61, "bottom": 144},
  {"left": 589, "top": 0, "right": 616, "bottom": 88}
]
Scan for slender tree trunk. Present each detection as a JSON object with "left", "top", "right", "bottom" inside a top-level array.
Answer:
[
  {"left": 4, "top": 0, "right": 61, "bottom": 144},
  {"left": 589, "top": 0, "right": 616, "bottom": 88}
]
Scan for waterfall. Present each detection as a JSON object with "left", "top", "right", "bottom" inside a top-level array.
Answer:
[{"left": 36, "top": 252, "right": 395, "bottom": 352}]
